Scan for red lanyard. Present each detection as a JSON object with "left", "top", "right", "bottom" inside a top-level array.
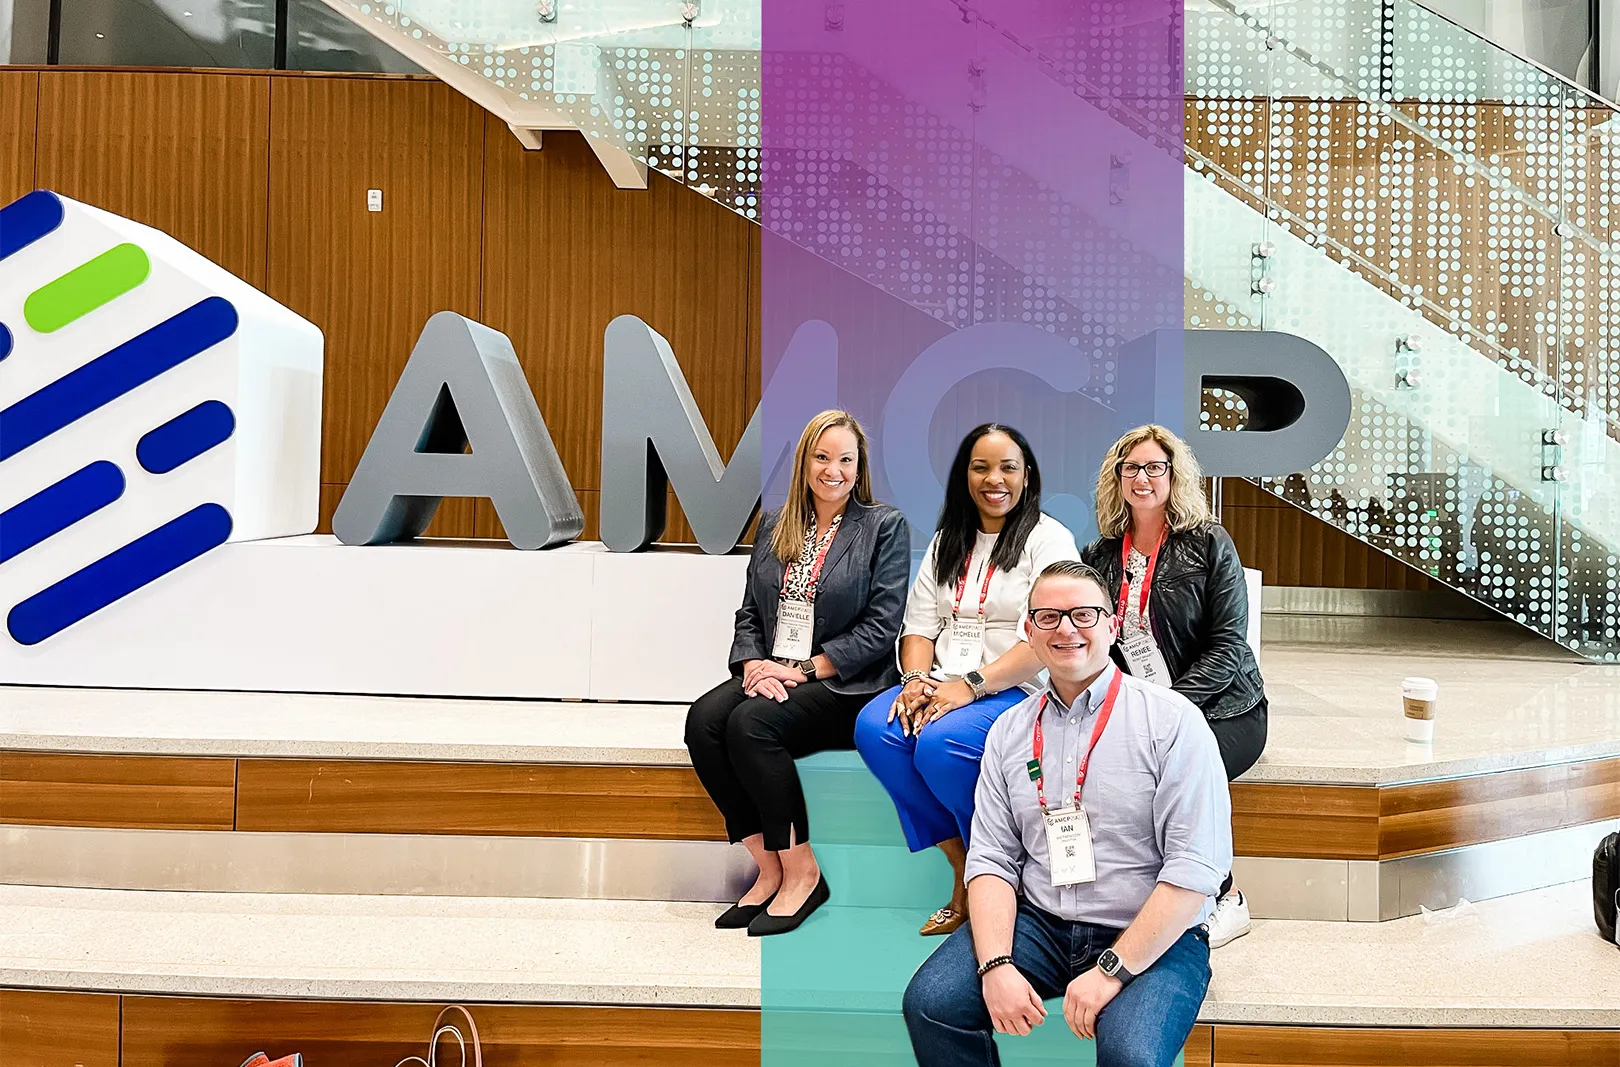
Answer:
[
  {"left": 1032, "top": 668, "right": 1123, "bottom": 812},
  {"left": 1117, "top": 528, "right": 1166, "bottom": 621},
  {"left": 782, "top": 519, "right": 839, "bottom": 600},
  {"left": 953, "top": 556, "right": 996, "bottom": 620}
]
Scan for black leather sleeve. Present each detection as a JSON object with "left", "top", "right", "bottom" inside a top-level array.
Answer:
[
  {"left": 1171, "top": 525, "right": 1252, "bottom": 708},
  {"left": 820, "top": 507, "right": 911, "bottom": 678},
  {"left": 727, "top": 513, "right": 776, "bottom": 672}
]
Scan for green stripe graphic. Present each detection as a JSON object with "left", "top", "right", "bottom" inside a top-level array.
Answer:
[{"left": 24, "top": 243, "right": 151, "bottom": 333}]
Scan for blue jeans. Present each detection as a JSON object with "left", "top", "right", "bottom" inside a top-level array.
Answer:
[
  {"left": 854, "top": 685, "right": 1027, "bottom": 852},
  {"left": 903, "top": 899, "right": 1211, "bottom": 1067}
]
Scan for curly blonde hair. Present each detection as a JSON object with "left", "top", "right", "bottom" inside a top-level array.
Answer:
[
  {"left": 771, "top": 410, "right": 875, "bottom": 561},
  {"left": 1094, "top": 424, "right": 1212, "bottom": 538}
]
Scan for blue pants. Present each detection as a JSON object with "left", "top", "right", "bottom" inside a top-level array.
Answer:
[
  {"left": 854, "top": 685, "right": 1026, "bottom": 852},
  {"left": 903, "top": 899, "right": 1211, "bottom": 1067}
]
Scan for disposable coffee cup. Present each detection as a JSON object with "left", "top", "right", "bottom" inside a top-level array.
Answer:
[{"left": 1402, "top": 677, "right": 1438, "bottom": 743}]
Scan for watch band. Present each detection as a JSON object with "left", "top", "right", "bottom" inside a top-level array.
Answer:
[
  {"left": 965, "top": 670, "right": 989, "bottom": 700},
  {"left": 976, "top": 954, "right": 1016, "bottom": 978},
  {"left": 1097, "top": 948, "right": 1136, "bottom": 987}
]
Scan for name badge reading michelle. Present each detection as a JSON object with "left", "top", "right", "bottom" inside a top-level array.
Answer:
[
  {"left": 1043, "top": 806, "right": 1096, "bottom": 886},
  {"left": 1119, "top": 629, "right": 1172, "bottom": 688},
  {"left": 773, "top": 599, "right": 814, "bottom": 661},
  {"left": 941, "top": 617, "right": 986, "bottom": 676}
]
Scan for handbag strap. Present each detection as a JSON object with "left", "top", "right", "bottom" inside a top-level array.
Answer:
[{"left": 392, "top": 1006, "right": 482, "bottom": 1067}]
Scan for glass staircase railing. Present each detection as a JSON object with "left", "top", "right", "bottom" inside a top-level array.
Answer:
[
  {"left": 316, "top": 0, "right": 760, "bottom": 219},
  {"left": 1186, "top": 0, "right": 1620, "bottom": 660}
]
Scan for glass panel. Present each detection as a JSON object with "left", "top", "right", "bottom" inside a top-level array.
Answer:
[
  {"left": 0, "top": 0, "right": 51, "bottom": 63},
  {"left": 57, "top": 0, "right": 276, "bottom": 68},
  {"left": 285, "top": 0, "right": 420, "bottom": 73},
  {"left": 315, "top": 0, "right": 760, "bottom": 217},
  {"left": 1186, "top": 0, "right": 1620, "bottom": 660}
]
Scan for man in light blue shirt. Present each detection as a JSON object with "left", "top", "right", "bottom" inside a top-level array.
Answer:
[{"left": 903, "top": 560, "right": 1233, "bottom": 1067}]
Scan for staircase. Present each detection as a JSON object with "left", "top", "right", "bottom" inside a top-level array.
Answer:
[
  {"left": 1185, "top": 0, "right": 1620, "bottom": 661},
  {"left": 317, "top": 0, "right": 1620, "bottom": 662}
]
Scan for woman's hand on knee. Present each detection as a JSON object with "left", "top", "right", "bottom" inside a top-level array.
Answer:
[
  {"left": 751, "top": 676, "right": 792, "bottom": 703},
  {"left": 891, "top": 679, "right": 935, "bottom": 733},
  {"left": 917, "top": 679, "right": 974, "bottom": 730}
]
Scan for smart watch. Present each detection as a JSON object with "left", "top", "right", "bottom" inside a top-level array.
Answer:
[
  {"left": 799, "top": 659, "right": 818, "bottom": 680},
  {"left": 1096, "top": 948, "right": 1136, "bottom": 987},
  {"left": 964, "top": 669, "right": 989, "bottom": 700}
]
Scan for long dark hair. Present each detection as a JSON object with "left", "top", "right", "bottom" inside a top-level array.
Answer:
[{"left": 933, "top": 423, "right": 1044, "bottom": 585}]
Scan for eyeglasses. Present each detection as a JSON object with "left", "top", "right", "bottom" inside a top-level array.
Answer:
[
  {"left": 1117, "top": 460, "right": 1171, "bottom": 479},
  {"left": 1027, "top": 606, "right": 1112, "bottom": 630}
]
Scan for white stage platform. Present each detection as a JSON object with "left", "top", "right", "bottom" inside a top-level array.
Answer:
[{"left": 0, "top": 534, "right": 1261, "bottom": 703}]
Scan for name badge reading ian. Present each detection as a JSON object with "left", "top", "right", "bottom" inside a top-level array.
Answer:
[
  {"left": 1044, "top": 806, "right": 1096, "bottom": 886},
  {"left": 1119, "top": 629, "right": 1172, "bottom": 688},
  {"left": 773, "top": 599, "right": 814, "bottom": 661}
]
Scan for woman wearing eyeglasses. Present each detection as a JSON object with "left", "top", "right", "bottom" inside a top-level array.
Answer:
[
  {"left": 1081, "top": 424, "right": 1267, "bottom": 949},
  {"left": 686, "top": 410, "right": 910, "bottom": 937},
  {"left": 854, "top": 424, "right": 1079, "bottom": 936}
]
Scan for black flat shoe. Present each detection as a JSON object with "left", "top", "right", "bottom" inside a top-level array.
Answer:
[
  {"left": 747, "top": 877, "right": 830, "bottom": 937},
  {"left": 715, "top": 893, "right": 777, "bottom": 929}
]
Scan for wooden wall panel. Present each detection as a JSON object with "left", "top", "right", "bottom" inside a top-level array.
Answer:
[
  {"left": 0, "top": 750, "right": 236, "bottom": 830},
  {"left": 268, "top": 77, "right": 485, "bottom": 490},
  {"left": 0, "top": 70, "right": 38, "bottom": 205},
  {"left": 1221, "top": 478, "right": 1432, "bottom": 591},
  {"left": 121, "top": 998, "right": 759, "bottom": 1067},
  {"left": 0, "top": 990, "right": 120, "bottom": 1067},
  {"left": 1213, "top": 1025, "right": 1620, "bottom": 1066},
  {"left": 1185, "top": 1024, "right": 1214, "bottom": 1067},
  {"left": 1378, "top": 755, "right": 1620, "bottom": 859},
  {"left": 1231, "top": 782, "right": 1380, "bottom": 861},
  {"left": 480, "top": 124, "right": 754, "bottom": 494},
  {"left": 235, "top": 759, "right": 727, "bottom": 840},
  {"left": 36, "top": 70, "right": 270, "bottom": 287}
]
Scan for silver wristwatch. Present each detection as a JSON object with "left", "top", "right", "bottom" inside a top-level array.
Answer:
[{"left": 964, "top": 670, "right": 989, "bottom": 700}]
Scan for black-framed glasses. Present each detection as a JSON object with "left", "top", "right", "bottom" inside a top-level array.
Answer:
[
  {"left": 1027, "top": 606, "right": 1112, "bottom": 630},
  {"left": 1117, "top": 460, "right": 1171, "bottom": 478}
]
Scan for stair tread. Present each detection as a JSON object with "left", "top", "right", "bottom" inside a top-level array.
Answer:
[
  {"left": 0, "top": 686, "right": 691, "bottom": 764},
  {"left": 1, "top": 880, "right": 1615, "bottom": 1025}
]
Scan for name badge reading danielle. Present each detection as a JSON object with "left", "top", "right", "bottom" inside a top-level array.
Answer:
[
  {"left": 1043, "top": 806, "right": 1096, "bottom": 886},
  {"left": 773, "top": 599, "right": 814, "bottom": 661}
]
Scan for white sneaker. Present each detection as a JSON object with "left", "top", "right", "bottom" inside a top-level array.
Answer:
[{"left": 1206, "top": 889, "right": 1252, "bottom": 948}]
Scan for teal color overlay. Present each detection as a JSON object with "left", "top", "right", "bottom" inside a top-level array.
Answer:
[{"left": 761, "top": 752, "right": 1182, "bottom": 1066}]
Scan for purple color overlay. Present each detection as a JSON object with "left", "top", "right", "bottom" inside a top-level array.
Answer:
[{"left": 761, "top": 0, "right": 1186, "bottom": 547}]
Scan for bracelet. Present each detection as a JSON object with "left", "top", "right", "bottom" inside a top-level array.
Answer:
[
  {"left": 900, "top": 669, "right": 927, "bottom": 686},
  {"left": 976, "top": 954, "right": 1016, "bottom": 978}
]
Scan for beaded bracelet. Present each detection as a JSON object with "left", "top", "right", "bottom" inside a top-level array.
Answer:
[
  {"left": 900, "top": 669, "right": 927, "bottom": 686},
  {"left": 976, "top": 954, "right": 1016, "bottom": 978}
]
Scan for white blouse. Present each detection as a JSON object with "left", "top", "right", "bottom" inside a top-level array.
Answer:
[{"left": 901, "top": 513, "right": 1080, "bottom": 690}]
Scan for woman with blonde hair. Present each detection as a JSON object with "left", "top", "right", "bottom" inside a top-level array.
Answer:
[
  {"left": 1081, "top": 424, "right": 1267, "bottom": 948},
  {"left": 686, "top": 410, "right": 909, "bottom": 936}
]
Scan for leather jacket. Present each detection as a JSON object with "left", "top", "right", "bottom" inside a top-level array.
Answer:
[{"left": 1081, "top": 523, "right": 1264, "bottom": 721}]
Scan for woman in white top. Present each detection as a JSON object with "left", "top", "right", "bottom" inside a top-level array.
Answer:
[{"left": 854, "top": 424, "right": 1079, "bottom": 936}]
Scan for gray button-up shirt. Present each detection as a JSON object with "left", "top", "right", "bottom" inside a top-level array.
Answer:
[{"left": 965, "top": 664, "right": 1233, "bottom": 929}]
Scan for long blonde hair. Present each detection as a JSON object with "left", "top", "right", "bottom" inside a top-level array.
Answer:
[
  {"left": 772, "top": 410, "right": 875, "bottom": 561},
  {"left": 1094, "top": 424, "right": 1212, "bottom": 538}
]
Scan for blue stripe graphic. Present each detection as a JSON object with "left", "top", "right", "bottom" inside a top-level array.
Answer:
[
  {"left": 0, "top": 322, "right": 11, "bottom": 361},
  {"left": 0, "top": 297, "right": 239, "bottom": 464},
  {"left": 137, "top": 400, "right": 236, "bottom": 474},
  {"left": 0, "top": 191, "right": 66, "bottom": 261},
  {"left": 6, "top": 503, "right": 232, "bottom": 646},
  {"left": 0, "top": 461, "right": 126, "bottom": 566}
]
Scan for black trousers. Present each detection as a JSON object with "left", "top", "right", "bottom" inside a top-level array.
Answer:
[
  {"left": 685, "top": 676, "right": 868, "bottom": 852},
  {"left": 1208, "top": 697, "right": 1268, "bottom": 896}
]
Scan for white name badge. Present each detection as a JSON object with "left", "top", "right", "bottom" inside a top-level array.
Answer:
[
  {"left": 1043, "top": 806, "right": 1096, "bottom": 887},
  {"left": 772, "top": 598, "right": 814, "bottom": 661},
  {"left": 940, "top": 616, "right": 986, "bottom": 677},
  {"left": 1119, "top": 628, "right": 1172, "bottom": 688}
]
